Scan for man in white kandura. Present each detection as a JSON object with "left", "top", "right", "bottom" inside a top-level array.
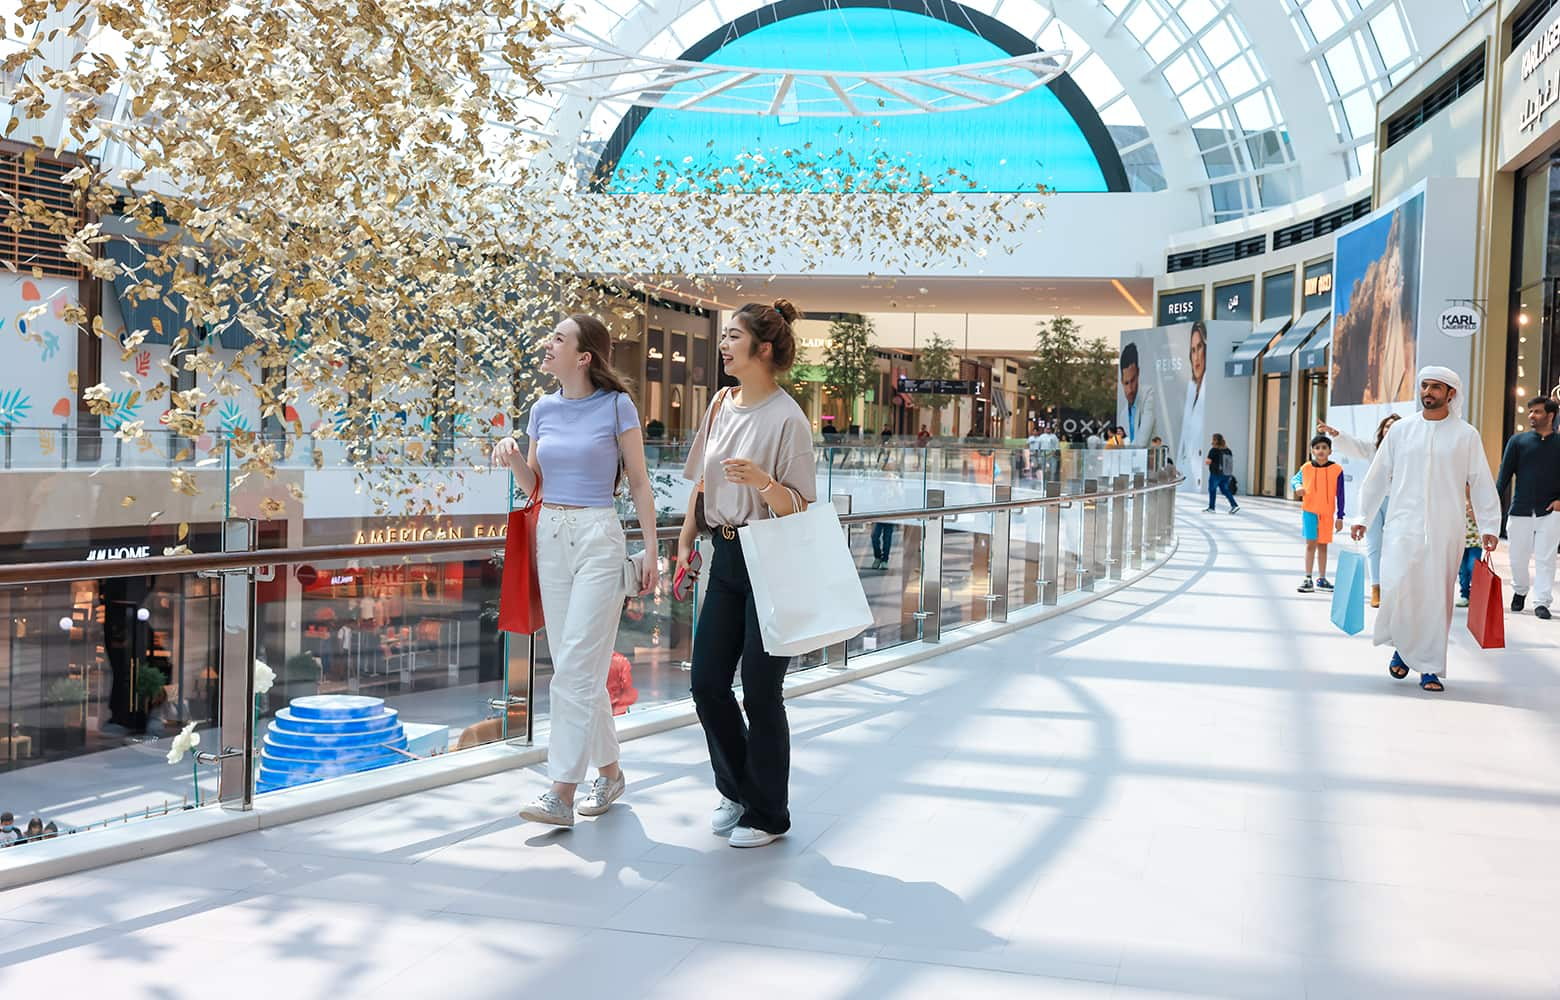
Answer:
[{"left": 1350, "top": 366, "right": 1500, "bottom": 693}]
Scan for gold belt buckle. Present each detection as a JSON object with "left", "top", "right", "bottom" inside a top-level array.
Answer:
[{"left": 719, "top": 525, "right": 737, "bottom": 540}]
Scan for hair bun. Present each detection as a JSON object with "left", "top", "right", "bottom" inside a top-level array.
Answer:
[{"left": 772, "top": 299, "right": 799, "bottom": 324}]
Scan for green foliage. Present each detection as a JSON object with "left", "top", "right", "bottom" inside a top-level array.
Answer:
[
  {"left": 46, "top": 677, "right": 88, "bottom": 705},
  {"left": 284, "top": 653, "right": 321, "bottom": 681},
  {"left": 913, "top": 333, "right": 957, "bottom": 423},
  {"left": 821, "top": 315, "right": 877, "bottom": 424},
  {"left": 1023, "top": 318, "right": 1116, "bottom": 419},
  {"left": 134, "top": 668, "right": 167, "bottom": 707},
  {"left": 778, "top": 366, "right": 817, "bottom": 411}
]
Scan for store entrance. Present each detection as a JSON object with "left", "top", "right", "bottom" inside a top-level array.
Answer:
[
  {"left": 1256, "top": 373, "right": 1292, "bottom": 497},
  {"left": 1298, "top": 371, "right": 1328, "bottom": 464}
]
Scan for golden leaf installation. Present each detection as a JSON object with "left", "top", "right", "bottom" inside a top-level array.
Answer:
[{"left": 1, "top": 0, "right": 1048, "bottom": 518}]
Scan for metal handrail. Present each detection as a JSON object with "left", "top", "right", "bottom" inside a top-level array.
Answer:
[{"left": 0, "top": 474, "right": 1181, "bottom": 587}]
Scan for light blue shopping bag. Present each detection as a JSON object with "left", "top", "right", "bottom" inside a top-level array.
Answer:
[{"left": 1330, "top": 548, "right": 1366, "bottom": 635}]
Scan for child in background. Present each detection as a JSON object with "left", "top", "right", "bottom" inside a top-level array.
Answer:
[
  {"left": 1455, "top": 489, "right": 1483, "bottom": 608},
  {"left": 1291, "top": 434, "right": 1345, "bottom": 594}
]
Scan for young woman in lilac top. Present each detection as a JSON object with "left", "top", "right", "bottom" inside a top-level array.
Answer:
[{"left": 491, "top": 314, "right": 660, "bottom": 828}]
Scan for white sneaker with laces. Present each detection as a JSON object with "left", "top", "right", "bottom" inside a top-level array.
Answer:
[
  {"left": 577, "top": 771, "right": 625, "bottom": 817},
  {"left": 728, "top": 826, "right": 783, "bottom": 849},
  {"left": 518, "top": 791, "right": 575, "bottom": 827},
  {"left": 710, "top": 795, "right": 743, "bottom": 835}
]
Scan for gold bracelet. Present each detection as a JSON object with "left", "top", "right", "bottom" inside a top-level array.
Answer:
[{"left": 758, "top": 478, "right": 777, "bottom": 493}]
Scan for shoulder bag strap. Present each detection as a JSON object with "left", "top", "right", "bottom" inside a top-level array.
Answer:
[{"left": 695, "top": 388, "right": 730, "bottom": 493}]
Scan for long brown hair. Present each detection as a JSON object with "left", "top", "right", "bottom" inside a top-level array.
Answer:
[
  {"left": 1375, "top": 413, "right": 1401, "bottom": 448},
  {"left": 567, "top": 313, "right": 633, "bottom": 395},
  {"left": 1211, "top": 433, "right": 1227, "bottom": 448}
]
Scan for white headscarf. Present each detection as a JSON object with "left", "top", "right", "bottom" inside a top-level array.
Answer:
[{"left": 1417, "top": 365, "right": 1464, "bottom": 419}]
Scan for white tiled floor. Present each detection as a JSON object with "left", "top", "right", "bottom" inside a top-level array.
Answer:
[{"left": 4, "top": 496, "right": 1560, "bottom": 998}]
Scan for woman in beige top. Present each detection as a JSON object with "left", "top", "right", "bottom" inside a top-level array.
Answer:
[{"left": 677, "top": 300, "right": 817, "bottom": 849}]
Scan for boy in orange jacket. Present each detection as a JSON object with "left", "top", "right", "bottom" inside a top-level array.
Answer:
[{"left": 1291, "top": 434, "right": 1345, "bottom": 594}]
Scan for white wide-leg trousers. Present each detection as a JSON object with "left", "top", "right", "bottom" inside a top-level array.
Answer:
[{"left": 536, "top": 506, "right": 625, "bottom": 783}]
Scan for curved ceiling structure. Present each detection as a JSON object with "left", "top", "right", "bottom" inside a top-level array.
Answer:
[{"left": 528, "top": 0, "right": 1478, "bottom": 223}]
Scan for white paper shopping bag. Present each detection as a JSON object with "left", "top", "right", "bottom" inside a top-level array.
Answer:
[{"left": 738, "top": 502, "right": 873, "bottom": 656}]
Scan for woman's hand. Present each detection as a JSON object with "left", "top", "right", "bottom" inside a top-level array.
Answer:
[
  {"left": 639, "top": 550, "right": 662, "bottom": 595},
  {"left": 720, "top": 458, "right": 770, "bottom": 490},
  {"left": 1316, "top": 422, "right": 1339, "bottom": 437},
  {"left": 490, "top": 436, "right": 522, "bottom": 470},
  {"left": 675, "top": 534, "right": 698, "bottom": 580}
]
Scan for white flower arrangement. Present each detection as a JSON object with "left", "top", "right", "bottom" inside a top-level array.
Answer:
[
  {"left": 166, "top": 721, "right": 200, "bottom": 765},
  {"left": 253, "top": 659, "right": 275, "bottom": 696}
]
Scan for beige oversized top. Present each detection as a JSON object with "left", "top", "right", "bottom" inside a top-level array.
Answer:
[{"left": 683, "top": 387, "right": 818, "bottom": 527}]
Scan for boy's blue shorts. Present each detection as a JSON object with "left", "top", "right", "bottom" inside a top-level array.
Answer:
[{"left": 1302, "top": 511, "right": 1320, "bottom": 541}]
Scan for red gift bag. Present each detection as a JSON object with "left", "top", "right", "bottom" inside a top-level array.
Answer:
[
  {"left": 498, "top": 488, "right": 545, "bottom": 635},
  {"left": 1466, "top": 555, "right": 1505, "bottom": 650}
]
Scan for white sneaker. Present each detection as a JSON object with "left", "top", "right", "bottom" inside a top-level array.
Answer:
[
  {"left": 728, "top": 826, "right": 783, "bottom": 849},
  {"left": 576, "top": 771, "right": 625, "bottom": 817},
  {"left": 518, "top": 791, "right": 574, "bottom": 827},
  {"left": 710, "top": 796, "right": 743, "bottom": 835},
  {"left": 1455, "top": 595, "right": 1470, "bottom": 608}
]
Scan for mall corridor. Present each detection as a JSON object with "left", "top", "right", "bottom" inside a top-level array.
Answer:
[{"left": 0, "top": 497, "right": 1557, "bottom": 998}]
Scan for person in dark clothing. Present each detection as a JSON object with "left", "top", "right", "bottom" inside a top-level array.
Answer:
[
  {"left": 870, "top": 522, "right": 895, "bottom": 570},
  {"left": 1203, "top": 433, "right": 1240, "bottom": 513},
  {"left": 1496, "top": 396, "right": 1560, "bottom": 619}
]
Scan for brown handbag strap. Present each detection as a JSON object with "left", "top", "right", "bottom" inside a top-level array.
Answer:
[{"left": 696, "top": 388, "right": 730, "bottom": 492}]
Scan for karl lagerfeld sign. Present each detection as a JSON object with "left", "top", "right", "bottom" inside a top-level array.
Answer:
[
  {"left": 1503, "top": 6, "right": 1560, "bottom": 168},
  {"left": 1437, "top": 305, "right": 1480, "bottom": 338}
]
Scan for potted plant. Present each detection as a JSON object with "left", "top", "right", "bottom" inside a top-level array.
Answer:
[
  {"left": 281, "top": 652, "right": 321, "bottom": 705},
  {"left": 134, "top": 667, "right": 169, "bottom": 736},
  {"left": 42, "top": 677, "right": 88, "bottom": 752}
]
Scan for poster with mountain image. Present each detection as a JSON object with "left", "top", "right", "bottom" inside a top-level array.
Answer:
[{"left": 1330, "top": 191, "right": 1423, "bottom": 407}]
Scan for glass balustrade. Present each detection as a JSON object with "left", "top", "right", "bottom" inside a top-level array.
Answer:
[{"left": 0, "top": 438, "right": 1176, "bottom": 856}]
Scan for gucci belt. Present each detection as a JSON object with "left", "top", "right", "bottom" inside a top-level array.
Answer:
[{"left": 718, "top": 525, "right": 737, "bottom": 540}]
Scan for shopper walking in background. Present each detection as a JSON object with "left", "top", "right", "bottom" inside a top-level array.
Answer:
[
  {"left": 678, "top": 301, "right": 817, "bottom": 849},
  {"left": 1203, "top": 433, "right": 1240, "bottom": 513},
  {"left": 1320, "top": 413, "right": 1401, "bottom": 608},
  {"left": 1293, "top": 434, "right": 1344, "bottom": 594},
  {"left": 1350, "top": 367, "right": 1500, "bottom": 693},
  {"left": 1455, "top": 492, "right": 1482, "bottom": 609},
  {"left": 1495, "top": 395, "right": 1560, "bottom": 620},
  {"left": 493, "top": 314, "right": 660, "bottom": 828}
]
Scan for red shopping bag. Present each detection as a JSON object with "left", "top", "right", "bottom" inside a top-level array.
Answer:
[
  {"left": 498, "top": 488, "right": 545, "bottom": 635},
  {"left": 1466, "top": 555, "right": 1505, "bottom": 650}
]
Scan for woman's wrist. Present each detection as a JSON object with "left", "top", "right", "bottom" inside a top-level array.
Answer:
[{"left": 757, "top": 477, "right": 776, "bottom": 493}]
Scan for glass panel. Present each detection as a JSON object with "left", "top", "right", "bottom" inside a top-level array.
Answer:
[
  {"left": 253, "top": 541, "right": 516, "bottom": 798},
  {"left": 940, "top": 511, "right": 992, "bottom": 632},
  {"left": 846, "top": 514, "right": 923, "bottom": 657}
]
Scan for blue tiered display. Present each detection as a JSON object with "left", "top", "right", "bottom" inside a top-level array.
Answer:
[{"left": 257, "top": 695, "right": 409, "bottom": 793}]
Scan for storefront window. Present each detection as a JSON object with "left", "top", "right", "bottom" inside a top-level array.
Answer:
[
  {"left": 1302, "top": 259, "right": 1333, "bottom": 312},
  {"left": 1213, "top": 279, "right": 1254, "bottom": 322},
  {"left": 1262, "top": 268, "right": 1295, "bottom": 321}
]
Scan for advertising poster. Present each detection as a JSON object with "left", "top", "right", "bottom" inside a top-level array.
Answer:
[
  {"left": 1330, "top": 191, "right": 1423, "bottom": 406},
  {"left": 1324, "top": 180, "right": 1476, "bottom": 515},
  {"left": 1118, "top": 320, "right": 1250, "bottom": 488}
]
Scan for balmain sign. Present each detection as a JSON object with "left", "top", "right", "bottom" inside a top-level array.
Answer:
[{"left": 1503, "top": 4, "right": 1560, "bottom": 168}]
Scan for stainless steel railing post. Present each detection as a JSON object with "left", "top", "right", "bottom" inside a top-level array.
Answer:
[
  {"left": 917, "top": 489, "right": 944, "bottom": 642},
  {"left": 1080, "top": 478, "right": 1098, "bottom": 592},
  {"left": 828, "top": 493, "right": 853, "bottom": 666},
  {"left": 215, "top": 518, "right": 258, "bottom": 810},
  {"left": 989, "top": 485, "right": 1011, "bottom": 623},
  {"left": 1041, "top": 479, "right": 1061, "bottom": 606},
  {"left": 1130, "top": 472, "right": 1146, "bottom": 571},
  {"left": 1109, "top": 475, "right": 1128, "bottom": 581}
]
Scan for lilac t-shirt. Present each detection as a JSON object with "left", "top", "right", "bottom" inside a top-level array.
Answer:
[{"left": 525, "top": 389, "right": 639, "bottom": 507}]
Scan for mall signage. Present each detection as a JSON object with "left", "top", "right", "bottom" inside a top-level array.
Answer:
[
  {"left": 897, "top": 378, "right": 979, "bottom": 395},
  {"left": 1437, "top": 305, "right": 1480, "bottom": 338},
  {"left": 1157, "top": 289, "right": 1203, "bottom": 326},
  {"left": 1502, "top": 5, "right": 1560, "bottom": 168},
  {"left": 85, "top": 543, "right": 151, "bottom": 561}
]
